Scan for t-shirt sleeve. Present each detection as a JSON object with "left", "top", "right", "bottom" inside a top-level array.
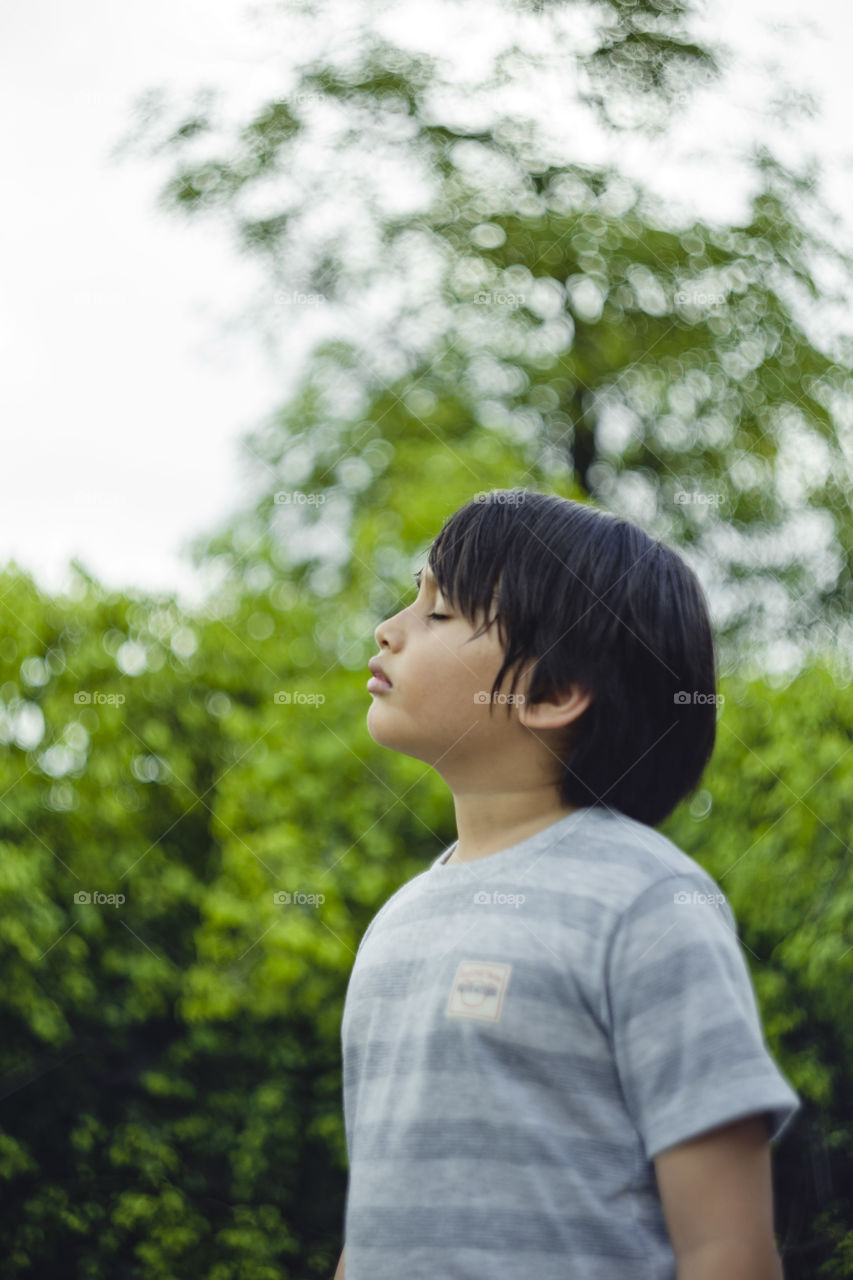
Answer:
[{"left": 604, "top": 872, "right": 802, "bottom": 1161}]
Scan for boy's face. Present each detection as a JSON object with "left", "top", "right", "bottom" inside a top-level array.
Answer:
[{"left": 367, "top": 563, "right": 537, "bottom": 776}]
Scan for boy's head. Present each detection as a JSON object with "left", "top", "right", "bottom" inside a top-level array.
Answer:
[{"left": 370, "top": 488, "right": 718, "bottom": 828}]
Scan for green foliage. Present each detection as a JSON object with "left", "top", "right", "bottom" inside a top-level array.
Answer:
[
  {"left": 1, "top": 553, "right": 852, "bottom": 1275},
  {"left": 0, "top": 567, "right": 359, "bottom": 1277},
  {"left": 662, "top": 665, "right": 853, "bottom": 1275}
]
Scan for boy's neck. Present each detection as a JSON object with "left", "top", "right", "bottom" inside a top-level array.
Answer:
[{"left": 448, "top": 799, "right": 582, "bottom": 864}]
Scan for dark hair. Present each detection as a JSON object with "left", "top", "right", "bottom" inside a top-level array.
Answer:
[{"left": 425, "top": 489, "right": 718, "bottom": 827}]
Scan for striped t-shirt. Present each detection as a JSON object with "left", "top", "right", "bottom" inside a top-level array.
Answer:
[{"left": 340, "top": 805, "right": 801, "bottom": 1279}]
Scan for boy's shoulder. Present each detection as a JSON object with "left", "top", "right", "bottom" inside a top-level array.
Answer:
[
  {"left": 571, "top": 807, "right": 722, "bottom": 890},
  {"left": 552, "top": 806, "right": 735, "bottom": 930},
  {"left": 354, "top": 807, "right": 732, "bottom": 961},
  {"left": 351, "top": 861, "right": 436, "bottom": 958}
]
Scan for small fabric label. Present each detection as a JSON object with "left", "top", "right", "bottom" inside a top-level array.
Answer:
[{"left": 446, "top": 960, "right": 512, "bottom": 1023}]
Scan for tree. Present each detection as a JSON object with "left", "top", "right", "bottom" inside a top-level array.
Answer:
[{"left": 114, "top": 0, "right": 853, "bottom": 669}]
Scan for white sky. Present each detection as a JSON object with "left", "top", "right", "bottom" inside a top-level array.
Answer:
[{"left": 1, "top": 0, "right": 852, "bottom": 611}]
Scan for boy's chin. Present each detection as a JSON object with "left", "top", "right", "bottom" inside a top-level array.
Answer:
[
  {"left": 365, "top": 714, "right": 436, "bottom": 764},
  {"left": 365, "top": 707, "right": 401, "bottom": 747}
]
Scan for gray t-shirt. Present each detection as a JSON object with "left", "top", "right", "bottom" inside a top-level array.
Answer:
[{"left": 340, "top": 805, "right": 801, "bottom": 1279}]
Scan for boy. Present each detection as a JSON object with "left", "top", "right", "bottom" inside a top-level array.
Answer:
[{"left": 335, "top": 488, "right": 800, "bottom": 1279}]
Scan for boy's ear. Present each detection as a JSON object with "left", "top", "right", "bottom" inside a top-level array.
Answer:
[{"left": 516, "top": 672, "right": 593, "bottom": 732}]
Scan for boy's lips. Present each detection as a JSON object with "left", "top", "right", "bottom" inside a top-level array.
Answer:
[{"left": 367, "top": 658, "right": 393, "bottom": 689}]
